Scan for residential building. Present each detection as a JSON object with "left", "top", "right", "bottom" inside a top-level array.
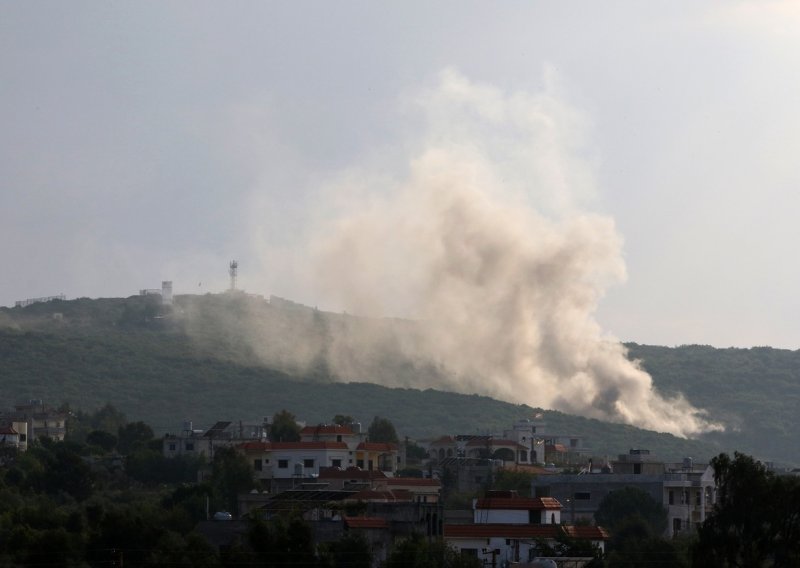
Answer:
[
  {"left": 533, "top": 450, "right": 716, "bottom": 538},
  {"left": 0, "top": 420, "right": 28, "bottom": 451},
  {"left": 424, "top": 419, "right": 587, "bottom": 472},
  {"left": 163, "top": 420, "right": 266, "bottom": 460},
  {"left": 444, "top": 490, "right": 608, "bottom": 565},
  {"left": 237, "top": 440, "right": 351, "bottom": 491},
  {"left": 4, "top": 400, "right": 66, "bottom": 442}
]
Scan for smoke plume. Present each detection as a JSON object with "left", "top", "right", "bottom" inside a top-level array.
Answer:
[{"left": 309, "top": 69, "right": 721, "bottom": 437}]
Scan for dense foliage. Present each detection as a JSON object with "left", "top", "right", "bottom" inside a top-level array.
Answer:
[
  {"left": 595, "top": 487, "right": 668, "bottom": 537},
  {"left": 5, "top": 295, "right": 799, "bottom": 464},
  {"left": 594, "top": 488, "right": 685, "bottom": 568},
  {"left": 626, "top": 343, "right": 800, "bottom": 465},
  {"left": 0, "top": 407, "right": 402, "bottom": 567},
  {"left": 367, "top": 416, "right": 399, "bottom": 444},
  {"left": 383, "top": 535, "right": 480, "bottom": 568},
  {"left": 693, "top": 452, "right": 800, "bottom": 567},
  {"left": 269, "top": 409, "right": 301, "bottom": 443}
]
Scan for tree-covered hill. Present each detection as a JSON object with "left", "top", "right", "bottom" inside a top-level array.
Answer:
[
  {"left": 626, "top": 343, "right": 800, "bottom": 466},
  {"left": 1, "top": 294, "right": 797, "bottom": 465}
]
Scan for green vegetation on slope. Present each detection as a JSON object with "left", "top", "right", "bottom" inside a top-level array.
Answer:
[
  {"left": 2, "top": 295, "right": 796, "bottom": 464},
  {"left": 627, "top": 343, "right": 800, "bottom": 465}
]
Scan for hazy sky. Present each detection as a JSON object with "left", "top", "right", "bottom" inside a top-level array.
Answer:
[{"left": 3, "top": 1, "right": 800, "bottom": 349}]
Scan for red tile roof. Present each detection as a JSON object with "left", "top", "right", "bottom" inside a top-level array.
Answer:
[
  {"left": 384, "top": 478, "right": 441, "bottom": 487},
  {"left": 444, "top": 524, "right": 562, "bottom": 539},
  {"left": 474, "top": 497, "right": 562, "bottom": 510},
  {"left": 237, "top": 441, "right": 348, "bottom": 451},
  {"left": 0, "top": 427, "right": 18, "bottom": 435},
  {"left": 546, "top": 443, "right": 569, "bottom": 453},
  {"left": 343, "top": 516, "right": 389, "bottom": 529},
  {"left": 348, "top": 489, "right": 413, "bottom": 502},
  {"left": 300, "top": 425, "right": 355, "bottom": 436},
  {"left": 444, "top": 524, "right": 608, "bottom": 540},
  {"left": 357, "top": 442, "right": 398, "bottom": 451},
  {"left": 466, "top": 438, "right": 525, "bottom": 449},
  {"left": 563, "top": 525, "right": 610, "bottom": 540}
]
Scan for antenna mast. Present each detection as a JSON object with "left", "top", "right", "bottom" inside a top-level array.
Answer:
[{"left": 229, "top": 260, "right": 238, "bottom": 291}]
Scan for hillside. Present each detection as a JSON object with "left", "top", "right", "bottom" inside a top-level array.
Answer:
[
  {"left": 626, "top": 343, "right": 800, "bottom": 466},
  {"left": 0, "top": 294, "right": 797, "bottom": 465}
]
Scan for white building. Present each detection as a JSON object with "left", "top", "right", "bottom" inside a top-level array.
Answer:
[{"left": 444, "top": 491, "right": 608, "bottom": 565}]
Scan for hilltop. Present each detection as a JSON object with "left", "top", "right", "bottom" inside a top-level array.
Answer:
[{"left": 0, "top": 293, "right": 797, "bottom": 465}]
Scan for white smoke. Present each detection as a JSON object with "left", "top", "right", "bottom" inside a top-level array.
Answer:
[{"left": 311, "top": 69, "right": 721, "bottom": 437}]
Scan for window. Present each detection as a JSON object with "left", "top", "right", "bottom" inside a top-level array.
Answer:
[
  {"left": 303, "top": 459, "right": 315, "bottom": 469},
  {"left": 278, "top": 459, "right": 289, "bottom": 469},
  {"left": 168, "top": 443, "right": 176, "bottom": 451},
  {"left": 336, "top": 435, "right": 342, "bottom": 442},
  {"left": 529, "top": 510, "right": 541, "bottom": 524},
  {"left": 185, "top": 442, "right": 194, "bottom": 451},
  {"left": 519, "top": 450, "right": 527, "bottom": 462},
  {"left": 331, "top": 459, "right": 342, "bottom": 468},
  {"left": 368, "top": 459, "right": 374, "bottom": 470},
  {"left": 254, "top": 459, "right": 263, "bottom": 471},
  {"left": 574, "top": 492, "right": 591, "bottom": 500},
  {"left": 20, "top": 434, "right": 26, "bottom": 442},
  {"left": 669, "top": 490, "right": 674, "bottom": 505},
  {"left": 633, "top": 463, "right": 642, "bottom": 474},
  {"left": 356, "top": 459, "right": 364, "bottom": 468},
  {"left": 673, "top": 518, "right": 682, "bottom": 535}
]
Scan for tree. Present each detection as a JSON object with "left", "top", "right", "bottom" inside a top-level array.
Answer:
[
  {"left": 384, "top": 535, "right": 480, "bottom": 568},
  {"left": 693, "top": 452, "right": 800, "bottom": 567},
  {"left": 248, "top": 514, "right": 318, "bottom": 567},
  {"left": 91, "top": 403, "right": 128, "bottom": 436},
  {"left": 269, "top": 410, "right": 301, "bottom": 443},
  {"left": 86, "top": 430, "right": 117, "bottom": 453},
  {"left": 332, "top": 414, "right": 355, "bottom": 426},
  {"left": 492, "top": 468, "right": 537, "bottom": 497},
  {"left": 404, "top": 440, "right": 428, "bottom": 463},
  {"left": 367, "top": 416, "right": 398, "bottom": 444},
  {"left": 320, "top": 532, "right": 372, "bottom": 568},
  {"left": 117, "top": 421, "right": 154, "bottom": 454},
  {"left": 595, "top": 486, "right": 668, "bottom": 537},
  {"left": 210, "top": 446, "right": 255, "bottom": 513},
  {"left": 603, "top": 516, "right": 684, "bottom": 568}
]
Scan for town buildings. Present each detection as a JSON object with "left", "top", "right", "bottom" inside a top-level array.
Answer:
[
  {"left": 533, "top": 449, "right": 716, "bottom": 538},
  {"left": 0, "top": 399, "right": 65, "bottom": 446},
  {"left": 163, "top": 420, "right": 402, "bottom": 491},
  {"left": 443, "top": 490, "right": 608, "bottom": 565}
]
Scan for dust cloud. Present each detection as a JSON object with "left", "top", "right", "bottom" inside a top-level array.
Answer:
[{"left": 307, "top": 69, "right": 721, "bottom": 437}]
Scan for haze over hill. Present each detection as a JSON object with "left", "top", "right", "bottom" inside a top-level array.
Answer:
[
  {"left": 2, "top": 294, "right": 798, "bottom": 466},
  {"left": 233, "top": 71, "right": 720, "bottom": 439}
]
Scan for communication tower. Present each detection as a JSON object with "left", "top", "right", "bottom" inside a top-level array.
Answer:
[{"left": 229, "top": 260, "right": 238, "bottom": 291}]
